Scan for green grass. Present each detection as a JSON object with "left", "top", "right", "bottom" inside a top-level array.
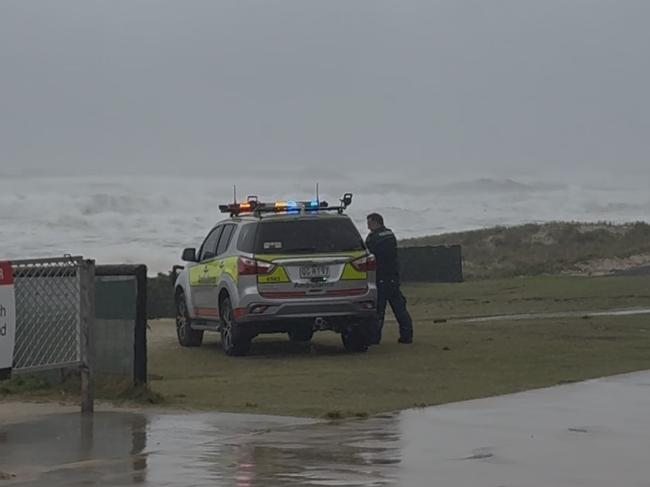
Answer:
[
  {"left": 142, "top": 274, "right": 650, "bottom": 417},
  {"left": 0, "top": 375, "right": 50, "bottom": 395},
  {"left": 0, "top": 375, "right": 164, "bottom": 406},
  {"left": 146, "top": 313, "right": 650, "bottom": 418},
  {"left": 402, "top": 274, "right": 650, "bottom": 320},
  {"left": 6, "top": 274, "right": 650, "bottom": 418}
]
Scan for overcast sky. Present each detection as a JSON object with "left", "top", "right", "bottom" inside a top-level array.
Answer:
[{"left": 1, "top": 0, "right": 648, "bottom": 181}]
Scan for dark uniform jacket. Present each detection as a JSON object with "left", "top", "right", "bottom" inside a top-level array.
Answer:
[{"left": 365, "top": 226, "right": 400, "bottom": 282}]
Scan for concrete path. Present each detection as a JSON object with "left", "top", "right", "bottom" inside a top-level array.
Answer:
[{"left": 2, "top": 370, "right": 650, "bottom": 486}]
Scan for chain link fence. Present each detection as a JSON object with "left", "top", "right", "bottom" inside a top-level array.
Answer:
[{"left": 11, "top": 256, "right": 95, "bottom": 412}]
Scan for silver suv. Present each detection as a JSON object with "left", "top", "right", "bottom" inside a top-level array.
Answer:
[{"left": 174, "top": 195, "right": 378, "bottom": 356}]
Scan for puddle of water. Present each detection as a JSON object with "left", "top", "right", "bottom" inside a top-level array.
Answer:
[
  {"left": 5, "top": 372, "right": 650, "bottom": 486},
  {"left": 0, "top": 412, "right": 400, "bottom": 486}
]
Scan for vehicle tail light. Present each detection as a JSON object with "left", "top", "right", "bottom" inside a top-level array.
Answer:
[
  {"left": 351, "top": 254, "right": 376, "bottom": 272},
  {"left": 255, "top": 260, "right": 275, "bottom": 274},
  {"left": 238, "top": 257, "right": 276, "bottom": 275}
]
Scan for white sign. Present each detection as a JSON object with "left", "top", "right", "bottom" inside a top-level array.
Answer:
[{"left": 0, "top": 261, "right": 16, "bottom": 378}]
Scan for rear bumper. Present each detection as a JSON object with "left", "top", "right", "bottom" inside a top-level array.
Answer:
[
  {"left": 236, "top": 286, "right": 377, "bottom": 328},
  {"left": 233, "top": 275, "right": 377, "bottom": 332},
  {"left": 238, "top": 300, "right": 377, "bottom": 323}
]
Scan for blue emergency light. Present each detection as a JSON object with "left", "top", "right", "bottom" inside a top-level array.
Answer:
[{"left": 219, "top": 193, "right": 352, "bottom": 216}]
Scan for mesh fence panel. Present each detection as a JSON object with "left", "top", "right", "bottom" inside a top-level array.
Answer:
[{"left": 12, "top": 257, "right": 83, "bottom": 371}]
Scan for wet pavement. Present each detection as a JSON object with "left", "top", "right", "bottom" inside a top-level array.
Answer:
[
  {"left": 460, "top": 306, "right": 650, "bottom": 323},
  {"left": 3, "top": 370, "right": 650, "bottom": 486}
]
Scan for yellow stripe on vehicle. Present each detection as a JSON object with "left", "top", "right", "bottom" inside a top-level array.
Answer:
[
  {"left": 340, "top": 263, "right": 367, "bottom": 280},
  {"left": 257, "top": 266, "right": 290, "bottom": 284},
  {"left": 221, "top": 256, "right": 239, "bottom": 280},
  {"left": 189, "top": 261, "right": 219, "bottom": 286}
]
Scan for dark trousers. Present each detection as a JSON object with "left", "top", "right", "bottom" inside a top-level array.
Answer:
[{"left": 373, "top": 279, "right": 413, "bottom": 344}]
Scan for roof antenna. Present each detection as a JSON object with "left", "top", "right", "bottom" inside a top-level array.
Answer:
[
  {"left": 233, "top": 185, "right": 237, "bottom": 204},
  {"left": 316, "top": 182, "right": 319, "bottom": 204}
]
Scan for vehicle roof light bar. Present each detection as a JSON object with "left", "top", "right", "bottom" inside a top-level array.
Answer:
[{"left": 219, "top": 193, "right": 353, "bottom": 216}]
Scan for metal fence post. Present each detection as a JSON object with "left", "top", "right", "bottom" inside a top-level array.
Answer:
[{"left": 79, "top": 259, "right": 96, "bottom": 414}]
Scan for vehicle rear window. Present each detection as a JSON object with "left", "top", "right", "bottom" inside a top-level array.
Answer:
[
  {"left": 255, "top": 218, "right": 365, "bottom": 254},
  {"left": 236, "top": 223, "right": 258, "bottom": 253}
]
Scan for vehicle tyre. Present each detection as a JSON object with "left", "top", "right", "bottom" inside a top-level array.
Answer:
[
  {"left": 176, "top": 291, "right": 204, "bottom": 347},
  {"left": 288, "top": 327, "right": 314, "bottom": 342},
  {"left": 341, "top": 324, "right": 370, "bottom": 353},
  {"left": 220, "top": 295, "right": 252, "bottom": 356}
]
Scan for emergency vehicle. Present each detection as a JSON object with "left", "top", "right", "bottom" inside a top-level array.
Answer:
[{"left": 174, "top": 193, "right": 377, "bottom": 355}]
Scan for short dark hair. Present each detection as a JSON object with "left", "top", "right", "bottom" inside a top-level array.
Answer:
[{"left": 367, "top": 213, "right": 384, "bottom": 226}]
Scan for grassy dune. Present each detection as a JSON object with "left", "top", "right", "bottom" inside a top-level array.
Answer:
[{"left": 402, "top": 221, "right": 650, "bottom": 278}]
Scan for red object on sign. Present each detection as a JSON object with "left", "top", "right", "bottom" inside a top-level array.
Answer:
[{"left": 0, "top": 262, "right": 13, "bottom": 286}]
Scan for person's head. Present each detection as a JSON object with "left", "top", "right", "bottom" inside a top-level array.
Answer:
[{"left": 367, "top": 213, "right": 384, "bottom": 232}]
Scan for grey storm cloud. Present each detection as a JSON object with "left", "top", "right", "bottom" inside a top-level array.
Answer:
[{"left": 1, "top": 0, "right": 649, "bottom": 182}]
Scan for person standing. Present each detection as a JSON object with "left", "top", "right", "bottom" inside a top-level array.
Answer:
[{"left": 365, "top": 213, "right": 413, "bottom": 344}]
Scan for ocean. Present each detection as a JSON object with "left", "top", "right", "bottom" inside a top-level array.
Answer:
[{"left": 1, "top": 172, "right": 648, "bottom": 274}]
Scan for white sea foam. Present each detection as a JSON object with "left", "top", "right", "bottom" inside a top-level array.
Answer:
[{"left": 1, "top": 174, "right": 648, "bottom": 274}]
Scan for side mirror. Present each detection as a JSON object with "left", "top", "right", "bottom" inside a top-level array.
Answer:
[
  {"left": 341, "top": 193, "right": 353, "bottom": 207},
  {"left": 181, "top": 248, "right": 197, "bottom": 262}
]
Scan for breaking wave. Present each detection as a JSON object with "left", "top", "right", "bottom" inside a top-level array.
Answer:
[{"left": 1, "top": 174, "right": 648, "bottom": 274}]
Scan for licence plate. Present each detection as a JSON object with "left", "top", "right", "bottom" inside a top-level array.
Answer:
[{"left": 300, "top": 264, "right": 330, "bottom": 279}]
